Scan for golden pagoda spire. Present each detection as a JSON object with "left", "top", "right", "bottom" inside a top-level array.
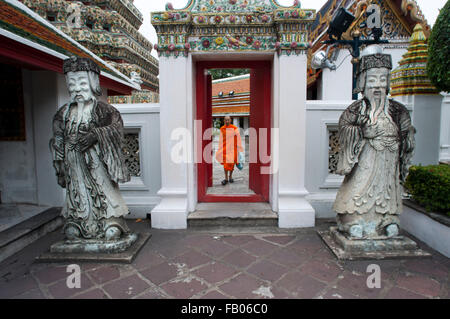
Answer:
[{"left": 390, "top": 24, "right": 439, "bottom": 96}]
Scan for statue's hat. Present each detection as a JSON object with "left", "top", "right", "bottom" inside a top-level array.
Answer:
[
  {"left": 357, "top": 45, "right": 392, "bottom": 74},
  {"left": 63, "top": 56, "right": 100, "bottom": 75}
]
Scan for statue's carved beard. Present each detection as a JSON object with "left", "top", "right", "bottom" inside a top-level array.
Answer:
[{"left": 365, "top": 88, "right": 387, "bottom": 123}]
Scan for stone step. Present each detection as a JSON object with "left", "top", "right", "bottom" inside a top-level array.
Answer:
[
  {"left": 0, "top": 207, "right": 63, "bottom": 263},
  {"left": 188, "top": 202, "right": 278, "bottom": 228}
]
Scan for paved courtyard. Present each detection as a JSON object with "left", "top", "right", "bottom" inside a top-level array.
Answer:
[
  {"left": 208, "top": 135, "right": 254, "bottom": 195},
  {"left": 0, "top": 219, "right": 448, "bottom": 299}
]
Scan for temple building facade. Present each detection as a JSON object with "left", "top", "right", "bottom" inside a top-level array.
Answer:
[
  {"left": 20, "top": 0, "right": 160, "bottom": 103},
  {"left": 212, "top": 74, "right": 250, "bottom": 136}
]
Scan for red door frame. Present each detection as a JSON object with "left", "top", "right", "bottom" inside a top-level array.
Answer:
[{"left": 196, "top": 60, "right": 272, "bottom": 202}]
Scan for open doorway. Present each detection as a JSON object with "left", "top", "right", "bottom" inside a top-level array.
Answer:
[
  {"left": 196, "top": 61, "right": 271, "bottom": 203},
  {"left": 208, "top": 69, "right": 253, "bottom": 195}
]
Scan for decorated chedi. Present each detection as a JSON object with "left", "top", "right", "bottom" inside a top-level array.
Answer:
[
  {"left": 391, "top": 24, "right": 440, "bottom": 97},
  {"left": 319, "top": 45, "right": 430, "bottom": 259},
  {"left": 49, "top": 56, "right": 138, "bottom": 254}
]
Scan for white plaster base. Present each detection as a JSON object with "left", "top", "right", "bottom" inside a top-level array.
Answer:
[
  {"left": 124, "top": 196, "right": 160, "bottom": 219},
  {"left": 278, "top": 193, "right": 315, "bottom": 228},
  {"left": 400, "top": 206, "right": 450, "bottom": 258},
  {"left": 307, "top": 192, "right": 338, "bottom": 219},
  {"left": 150, "top": 189, "right": 188, "bottom": 229}
]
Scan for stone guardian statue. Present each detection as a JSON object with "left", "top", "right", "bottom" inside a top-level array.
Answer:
[
  {"left": 49, "top": 56, "right": 137, "bottom": 253},
  {"left": 333, "top": 45, "right": 415, "bottom": 239},
  {"left": 318, "top": 46, "right": 430, "bottom": 259}
]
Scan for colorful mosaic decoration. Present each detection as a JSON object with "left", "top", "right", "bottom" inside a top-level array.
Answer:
[
  {"left": 390, "top": 24, "right": 439, "bottom": 97},
  {"left": 20, "top": 0, "right": 159, "bottom": 92},
  {"left": 151, "top": 0, "right": 316, "bottom": 58},
  {"left": 108, "top": 90, "right": 160, "bottom": 104}
]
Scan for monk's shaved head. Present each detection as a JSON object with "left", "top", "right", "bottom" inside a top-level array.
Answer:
[{"left": 224, "top": 116, "right": 231, "bottom": 125}]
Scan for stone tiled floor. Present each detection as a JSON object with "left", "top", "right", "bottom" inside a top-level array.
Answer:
[
  {"left": 208, "top": 136, "right": 255, "bottom": 195},
  {"left": 0, "top": 220, "right": 448, "bottom": 299}
]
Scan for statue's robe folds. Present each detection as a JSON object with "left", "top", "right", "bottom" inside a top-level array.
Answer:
[
  {"left": 51, "top": 100, "right": 130, "bottom": 238},
  {"left": 215, "top": 124, "right": 244, "bottom": 172},
  {"left": 333, "top": 98, "right": 415, "bottom": 231}
]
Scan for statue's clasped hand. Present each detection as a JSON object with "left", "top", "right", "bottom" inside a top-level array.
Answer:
[
  {"left": 78, "top": 132, "right": 98, "bottom": 152},
  {"left": 362, "top": 123, "right": 381, "bottom": 139}
]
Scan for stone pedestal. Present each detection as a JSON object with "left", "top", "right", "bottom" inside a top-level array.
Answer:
[
  {"left": 318, "top": 227, "right": 431, "bottom": 260},
  {"left": 50, "top": 233, "right": 138, "bottom": 254},
  {"left": 36, "top": 232, "right": 151, "bottom": 263}
]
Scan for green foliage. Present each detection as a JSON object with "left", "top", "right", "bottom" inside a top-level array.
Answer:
[
  {"left": 404, "top": 164, "right": 450, "bottom": 216},
  {"left": 427, "top": 1, "right": 450, "bottom": 92},
  {"left": 209, "top": 69, "right": 249, "bottom": 80}
]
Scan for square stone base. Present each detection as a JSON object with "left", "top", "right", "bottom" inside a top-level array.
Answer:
[
  {"left": 318, "top": 227, "right": 431, "bottom": 260},
  {"left": 36, "top": 232, "right": 151, "bottom": 264}
]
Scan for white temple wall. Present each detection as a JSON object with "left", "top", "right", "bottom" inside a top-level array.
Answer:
[
  {"left": 318, "top": 50, "right": 353, "bottom": 101},
  {"left": 439, "top": 93, "right": 450, "bottom": 162},
  {"left": 114, "top": 103, "right": 162, "bottom": 219},
  {"left": 394, "top": 94, "right": 443, "bottom": 165}
]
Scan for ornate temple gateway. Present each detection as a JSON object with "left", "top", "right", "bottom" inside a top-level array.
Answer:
[
  {"left": 20, "top": 0, "right": 159, "bottom": 103},
  {"left": 150, "top": 0, "right": 319, "bottom": 229}
]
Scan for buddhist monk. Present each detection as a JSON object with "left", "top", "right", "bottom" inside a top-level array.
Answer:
[{"left": 215, "top": 116, "right": 244, "bottom": 185}]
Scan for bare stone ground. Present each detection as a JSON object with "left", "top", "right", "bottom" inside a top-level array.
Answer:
[{"left": 0, "top": 219, "right": 448, "bottom": 299}]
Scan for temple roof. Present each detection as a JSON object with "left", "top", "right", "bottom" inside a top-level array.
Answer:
[
  {"left": 212, "top": 74, "right": 250, "bottom": 116},
  {"left": 310, "top": 0, "right": 430, "bottom": 47},
  {"left": 0, "top": 0, "right": 140, "bottom": 94},
  {"left": 390, "top": 24, "right": 439, "bottom": 96},
  {"left": 307, "top": 0, "right": 432, "bottom": 88}
]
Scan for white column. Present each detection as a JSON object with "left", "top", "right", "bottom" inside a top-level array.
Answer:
[
  {"left": 276, "top": 53, "right": 315, "bottom": 228},
  {"left": 150, "top": 56, "right": 191, "bottom": 229},
  {"left": 233, "top": 117, "right": 239, "bottom": 127},
  {"left": 439, "top": 93, "right": 450, "bottom": 162}
]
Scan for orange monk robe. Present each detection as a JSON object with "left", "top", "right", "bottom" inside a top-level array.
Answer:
[{"left": 215, "top": 124, "right": 244, "bottom": 171}]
